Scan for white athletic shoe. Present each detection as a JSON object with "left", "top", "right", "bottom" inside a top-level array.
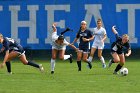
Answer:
[
  {"left": 102, "top": 63, "right": 106, "bottom": 68},
  {"left": 108, "top": 59, "right": 113, "bottom": 68},
  {"left": 39, "top": 64, "right": 44, "bottom": 72}
]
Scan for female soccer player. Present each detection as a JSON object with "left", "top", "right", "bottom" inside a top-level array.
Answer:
[
  {"left": 108, "top": 26, "right": 131, "bottom": 74},
  {"left": 88, "top": 19, "right": 107, "bottom": 68},
  {"left": 0, "top": 34, "right": 44, "bottom": 73},
  {"left": 72, "top": 21, "right": 94, "bottom": 71},
  {"left": 51, "top": 23, "right": 78, "bottom": 74}
]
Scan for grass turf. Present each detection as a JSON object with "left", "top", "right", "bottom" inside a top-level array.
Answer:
[{"left": 0, "top": 59, "right": 140, "bottom": 93}]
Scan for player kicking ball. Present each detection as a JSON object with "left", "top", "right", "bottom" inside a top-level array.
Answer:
[
  {"left": 108, "top": 26, "right": 131, "bottom": 74},
  {"left": 0, "top": 33, "right": 44, "bottom": 74},
  {"left": 50, "top": 23, "right": 78, "bottom": 74}
]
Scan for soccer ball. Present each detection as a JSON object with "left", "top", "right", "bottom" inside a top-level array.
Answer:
[{"left": 120, "top": 68, "right": 128, "bottom": 76}]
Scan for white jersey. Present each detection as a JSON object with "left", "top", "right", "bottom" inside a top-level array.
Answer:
[
  {"left": 93, "top": 27, "right": 106, "bottom": 43},
  {"left": 52, "top": 32, "right": 69, "bottom": 50},
  {"left": 92, "top": 27, "right": 106, "bottom": 49}
]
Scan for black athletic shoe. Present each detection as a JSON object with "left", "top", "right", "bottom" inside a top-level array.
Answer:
[
  {"left": 51, "top": 71, "right": 54, "bottom": 74},
  {"left": 78, "top": 69, "right": 81, "bottom": 71},
  {"left": 87, "top": 62, "right": 92, "bottom": 69},
  {"left": 68, "top": 54, "right": 73, "bottom": 63}
]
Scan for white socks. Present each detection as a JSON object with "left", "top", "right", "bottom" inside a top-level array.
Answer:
[
  {"left": 88, "top": 56, "right": 93, "bottom": 63},
  {"left": 51, "top": 59, "right": 55, "bottom": 71},
  {"left": 64, "top": 55, "right": 70, "bottom": 60},
  {"left": 100, "top": 56, "right": 105, "bottom": 64}
]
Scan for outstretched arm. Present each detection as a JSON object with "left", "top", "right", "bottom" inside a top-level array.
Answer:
[
  {"left": 112, "top": 26, "right": 118, "bottom": 34},
  {"left": 0, "top": 50, "right": 9, "bottom": 68},
  {"left": 125, "top": 49, "right": 131, "bottom": 57},
  {"left": 68, "top": 44, "right": 78, "bottom": 52},
  {"left": 52, "top": 23, "right": 57, "bottom": 32}
]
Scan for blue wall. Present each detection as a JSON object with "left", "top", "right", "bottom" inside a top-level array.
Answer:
[{"left": 0, "top": 0, "right": 140, "bottom": 49}]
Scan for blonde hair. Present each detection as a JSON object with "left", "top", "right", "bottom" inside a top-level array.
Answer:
[
  {"left": 122, "top": 34, "right": 129, "bottom": 40},
  {"left": 0, "top": 33, "right": 3, "bottom": 38}
]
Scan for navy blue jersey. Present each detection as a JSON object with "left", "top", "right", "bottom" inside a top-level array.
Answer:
[
  {"left": 2, "top": 37, "right": 23, "bottom": 52},
  {"left": 76, "top": 29, "right": 93, "bottom": 49},
  {"left": 111, "top": 34, "right": 131, "bottom": 54}
]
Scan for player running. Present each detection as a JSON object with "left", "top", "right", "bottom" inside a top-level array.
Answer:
[
  {"left": 108, "top": 26, "right": 131, "bottom": 74},
  {"left": 72, "top": 21, "right": 94, "bottom": 71},
  {"left": 50, "top": 23, "right": 78, "bottom": 74},
  {"left": 88, "top": 19, "right": 107, "bottom": 68},
  {"left": 0, "top": 33, "right": 44, "bottom": 74}
]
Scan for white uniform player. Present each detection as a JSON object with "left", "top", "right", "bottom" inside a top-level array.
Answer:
[
  {"left": 92, "top": 27, "right": 106, "bottom": 49},
  {"left": 52, "top": 31, "right": 69, "bottom": 50},
  {"left": 50, "top": 23, "right": 78, "bottom": 74},
  {"left": 88, "top": 19, "right": 107, "bottom": 68}
]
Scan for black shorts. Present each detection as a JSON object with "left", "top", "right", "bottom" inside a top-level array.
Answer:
[
  {"left": 79, "top": 47, "right": 90, "bottom": 53},
  {"left": 111, "top": 49, "right": 123, "bottom": 54},
  {"left": 9, "top": 47, "right": 25, "bottom": 57}
]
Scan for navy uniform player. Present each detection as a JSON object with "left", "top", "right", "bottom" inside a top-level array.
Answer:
[
  {"left": 72, "top": 21, "right": 94, "bottom": 71},
  {"left": 51, "top": 23, "right": 78, "bottom": 74},
  {"left": 108, "top": 26, "right": 131, "bottom": 74},
  {"left": 0, "top": 33, "right": 44, "bottom": 73}
]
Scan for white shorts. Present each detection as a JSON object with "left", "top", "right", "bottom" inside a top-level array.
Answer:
[
  {"left": 92, "top": 42, "right": 104, "bottom": 49},
  {"left": 52, "top": 46, "right": 66, "bottom": 50}
]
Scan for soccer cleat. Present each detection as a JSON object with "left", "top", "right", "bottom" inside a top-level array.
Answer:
[
  {"left": 68, "top": 54, "right": 73, "bottom": 63},
  {"left": 102, "top": 63, "right": 106, "bottom": 68},
  {"left": 7, "top": 72, "right": 12, "bottom": 75},
  {"left": 78, "top": 69, "right": 81, "bottom": 71},
  {"left": 87, "top": 62, "right": 92, "bottom": 69},
  {"left": 39, "top": 64, "right": 44, "bottom": 72},
  {"left": 108, "top": 59, "right": 113, "bottom": 68},
  {"left": 113, "top": 71, "right": 119, "bottom": 75},
  {"left": 51, "top": 71, "right": 54, "bottom": 74}
]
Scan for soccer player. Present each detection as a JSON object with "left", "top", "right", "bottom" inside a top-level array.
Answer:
[
  {"left": 108, "top": 26, "right": 131, "bottom": 74},
  {"left": 51, "top": 23, "right": 78, "bottom": 74},
  {"left": 88, "top": 19, "right": 107, "bottom": 68},
  {"left": 0, "top": 33, "right": 44, "bottom": 74},
  {"left": 72, "top": 21, "right": 94, "bottom": 71}
]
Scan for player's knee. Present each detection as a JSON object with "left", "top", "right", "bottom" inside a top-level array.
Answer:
[
  {"left": 82, "top": 58, "right": 87, "bottom": 62},
  {"left": 114, "top": 59, "right": 120, "bottom": 63},
  {"left": 59, "top": 57, "right": 64, "bottom": 60},
  {"left": 120, "top": 62, "right": 125, "bottom": 66},
  {"left": 23, "top": 62, "right": 28, "bottom": 65}
]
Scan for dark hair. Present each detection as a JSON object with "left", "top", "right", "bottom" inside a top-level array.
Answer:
[
  {"left": 97, "top": 18, "right": 102, "bottom": 22},
  {"left": 58, "top": 35, "right": 64, "bottom": 40}
]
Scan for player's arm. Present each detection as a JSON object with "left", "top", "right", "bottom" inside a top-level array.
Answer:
[
  {"left": 82, "top": 35, "right": 94, "bottom": 42},
  {"left": 125, "top": 49, "right": 131, "bottom": 57},
  {"left": 112, "top": 26, "right": 118, "bottom": 34},
  {"left": 68, "top": 44, "right": 78, "bottom": 52},
  {"left": 102, "top": 34, "right": 107, "bottom": 42},
  {"left": 52, "top": 23, "right": 57, "bottom": 32},
  {"left": 71, "top": 38, "right": 79, "bottom": 45},
  {"left": 0, "top": 46, "right": 9, "bottom": 68}
]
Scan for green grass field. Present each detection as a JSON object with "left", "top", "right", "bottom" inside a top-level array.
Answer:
[{"left": 0, "top": 59, "right": 140, "bottom": 93}]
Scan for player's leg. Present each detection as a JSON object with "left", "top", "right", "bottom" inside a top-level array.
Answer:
[
  {"left": 98, "top": 49, "right": 106, "bottom": 68},
  {"left": 51, "top": 49, "right": 58, "bottom": 74},
  {"left": 114, "top": 54, "right": 125, "bottom": 74},
  {"left": 59, "top": 49, "right": 73, "bottom": 63},
  {"left": 19, "top": 53, "right": 44, "bottom": 72},
  {"left": 82, "top": 51, "right": 92, "bottom": 69},
  {"left": 77, "top": 50, "right": 82, "bottom": 71},
  {"left": 108, "top": 52, "right": 120, "bottom": 68},
  {"left": 5, "top": 62, "right": 12, "bottom": 74},
  {"left": 88, "top": 48, "right": 96, "bottom": 63}
]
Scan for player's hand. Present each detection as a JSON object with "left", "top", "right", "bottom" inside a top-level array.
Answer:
[
  {"left": 52, "top": 23, "right": 57, "bottom": 27},
  {"left": 125, "top": 53, "right": 130, "bottom": 57},
  {"left": 82, "top": 37, "right": 89, "bottom": 42},
  {"left": 71, "top": 42, "right": 74, "bottom": 45},
  {"left": 75, "top": 48, "right": 79, "bottom": 52},
  {"left": 0, "top": 63, "right": 5, "bottom": 68}
]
